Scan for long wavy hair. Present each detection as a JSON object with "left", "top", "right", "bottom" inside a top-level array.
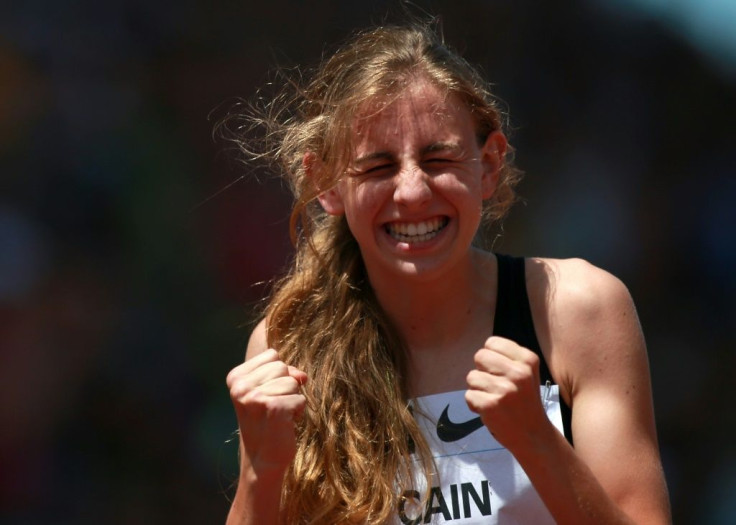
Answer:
[{"left": 221, "top": 22, "right": 522, "bottom": 524}]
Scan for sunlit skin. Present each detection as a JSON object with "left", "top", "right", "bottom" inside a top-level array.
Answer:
[
  {"left": 318, "top": 78, "right": 507, "bottom": 290},
  {"left": 226, "top": 77, "right": 672, "bottom": 525}
]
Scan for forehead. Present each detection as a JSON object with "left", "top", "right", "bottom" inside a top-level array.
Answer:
[{"left": 350, "top": 81, "right": 476, "bottom": 152}]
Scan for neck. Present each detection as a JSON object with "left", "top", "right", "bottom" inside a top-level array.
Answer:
[{"left": 368, "top": 249, "right": 497, "bottom": 353}]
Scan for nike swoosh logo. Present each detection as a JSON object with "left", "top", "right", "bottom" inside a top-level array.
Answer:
[{"left": 436, "top": 405, "right": 484, "bottom": 442}]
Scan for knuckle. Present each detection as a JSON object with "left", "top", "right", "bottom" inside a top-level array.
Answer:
[
  {"left": 464, "top": 390, "right": 479, "bottom": 408},
  {"left": 225, "top": 364, "right": 247, "bottom": 389},
  {"left": 262, "top": 396, "right": 300, "bottom": 420},
  {"left": 508, "top": 362, "right": 529, "bottom": 381},
  {"left": 284, "top": 375, "right": 301, "bottom": 392},
  {"left": 276, "top": 361, "right": 290, "bottom": 376},
  {"left": 242, "top": 388, "right": 267, "bottom": 408},
  {"left": 466, "top": 370, "right": 483, "bottom": 388},
  {"left": 225, "top": 369, "right": 237, "bottom": 388},
  {"left": 486, "top": 335, "right": 506, "bottom": 348},
  {"left": 496, "top": 377, "right": 518, "bottom": 396},
  {"left": 524, "top": 351, "right": 540, "bottom": 368},
  {"left": 229, "top": 377, "right": 256, "bottom": 402},
  {"left": 265, "top": 359, "right": 289, "bottom": 377}
]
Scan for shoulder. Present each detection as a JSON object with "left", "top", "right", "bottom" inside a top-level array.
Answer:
[
  {"left": 524, "top": 257, "right": 646, "bottom": 395},
  {"left": 526, "top": 257, "right": 635, "bottom": 323},
  {"left": 245, "top": 317, "right": 270, "bottom": 361},
  {"left": 526, "top": 257, "right": 631, "bottom": 308}
]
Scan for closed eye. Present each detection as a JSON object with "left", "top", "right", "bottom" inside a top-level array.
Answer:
[
  {"left": 423, "top": 158, "right": 457, "bottom": 169},
  {"left": 362, "top": 163, "right": 395, "bottom": 174}
]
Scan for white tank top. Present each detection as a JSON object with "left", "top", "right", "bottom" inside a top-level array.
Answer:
[{"left": 395, "top": 386, "right": 565, "bottom": 524}]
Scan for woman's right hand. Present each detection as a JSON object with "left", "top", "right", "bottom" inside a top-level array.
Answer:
[{"left": 226, "top": 348, "right": 308, "bottom": 474}]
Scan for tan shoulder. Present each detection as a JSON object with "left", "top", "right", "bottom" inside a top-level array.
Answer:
[
  {"left": 245, "top": 317, "right": 270, "bottom": 361},
  {"left": 525, "top": 257, "right": 645, "bottom": 396},
  {"left": 526, "top": 257, "right": 634, "bottom": 322}
]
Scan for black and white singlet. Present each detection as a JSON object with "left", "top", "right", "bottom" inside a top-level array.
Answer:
[{"left": 396, "top": 254, "right": 572, "bottom": 525}]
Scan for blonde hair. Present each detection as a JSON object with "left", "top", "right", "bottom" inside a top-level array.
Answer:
[{"left": 223, "top": 22, "right": 521, "bottom": 524}]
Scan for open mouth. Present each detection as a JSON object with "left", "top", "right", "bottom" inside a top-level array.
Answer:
[{"left": 385, "top": 217, "right": 449, "bottom": 244}]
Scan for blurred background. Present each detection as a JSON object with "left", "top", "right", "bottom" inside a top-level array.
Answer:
[{"left": 1, "top": 0, "right": 734, "bottom": 523}]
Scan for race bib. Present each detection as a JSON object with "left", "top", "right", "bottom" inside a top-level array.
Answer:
[{"left": 396, "top": 386, "right": 564, "bottom": 524}]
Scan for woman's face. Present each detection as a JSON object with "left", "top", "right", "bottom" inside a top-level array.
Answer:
[{"left": 318, "top": 78, "right": 506, "bottom": 284}]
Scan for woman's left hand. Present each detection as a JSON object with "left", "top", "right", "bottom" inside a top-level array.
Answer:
[{"left": 465, "top": 336, "right": 553, "bottom": 452}]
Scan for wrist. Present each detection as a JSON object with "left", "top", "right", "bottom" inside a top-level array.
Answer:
[
  {"left": 228, "top": 462, "right": 287, "bottom": 525},
  {"left": 240, "top": 458, "right": 289, "bottom": 487},
  {"left": 505, "top": 413, "right": 562, "bottom": 461}
]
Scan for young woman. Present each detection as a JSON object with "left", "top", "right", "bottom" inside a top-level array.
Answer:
[{"left": 224, "top": 23, "right": 671, "bottom": 524}]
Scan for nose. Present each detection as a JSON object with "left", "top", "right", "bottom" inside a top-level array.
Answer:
[{"left": 393, "top": 164, "right": 432, "bottom": 209}]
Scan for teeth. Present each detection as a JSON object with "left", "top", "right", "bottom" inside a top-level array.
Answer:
[{"left": 387, "top": 218, "right": 447, "bottom": 243}]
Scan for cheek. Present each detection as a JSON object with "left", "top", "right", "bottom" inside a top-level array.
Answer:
[
  {"left": 341, "top": 197, "right": 374, "bottom": 239},
  {"left": 436, "top": 173, "right": 485, "bottom": 200},
  {"left": 344, "top": 181, "right": 390, "bottom": 220}
]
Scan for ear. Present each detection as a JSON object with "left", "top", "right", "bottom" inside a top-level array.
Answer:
[
  {"left": 317, "top": 186, "right": 345, "bottom": 216},
  {"left": 304, "top": 151, "right": 345, "bottom": 216},
  {"left": 480, "top": 131, "right": 508, "bottom": 200}
]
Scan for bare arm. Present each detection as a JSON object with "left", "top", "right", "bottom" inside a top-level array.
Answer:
[
  {"left": 466, "top": 258, "right": 671, "bottom": 524},
  {"left": 225, "top": 319, "right": 307, "bottom": 525}
]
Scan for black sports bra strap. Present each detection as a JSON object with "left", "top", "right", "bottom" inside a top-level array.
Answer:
[
  {"left": 493, "top": 253, "right": 573, "bottom": 444},
  {"left": 493, "top": 254, "right": 552, "bottom": 382}
]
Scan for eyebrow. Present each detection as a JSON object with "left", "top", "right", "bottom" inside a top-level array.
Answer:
[
  {"left": 423, "top": 141, "right": 462, "bottom": 155},
  {"left": 352, "top": 141, "right": 462, "bottom": 166},
  {"left": 352, "top": 151, "right": 394, "bottom": 166}
]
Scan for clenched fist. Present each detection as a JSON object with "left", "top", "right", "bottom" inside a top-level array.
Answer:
[
  {"left": 226, "top": 349, "right": 308, "bottom": 474},
  {"left": 465, "top": 336, "right": 551, "bottom": 452}
]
